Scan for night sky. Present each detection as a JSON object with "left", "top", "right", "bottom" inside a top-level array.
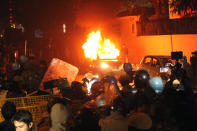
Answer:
[
  {"left": 0, "top": 0, "right": 127, "bottom": 65},
  {"left": 0, "top": 0, "right": 126, "bottom": 29}
]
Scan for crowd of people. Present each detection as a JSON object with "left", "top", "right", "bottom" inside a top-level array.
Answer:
[{"left": 0, "top": 50, "right": 197, "bottom": 131}]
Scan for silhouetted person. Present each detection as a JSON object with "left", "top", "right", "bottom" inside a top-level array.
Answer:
[{"left": 0, "top": 101, "right": 16, "bottom": 131}]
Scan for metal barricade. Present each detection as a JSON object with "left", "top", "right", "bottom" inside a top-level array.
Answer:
[{"left": 0, "top": 95, "right": 53, "bottom": 123}]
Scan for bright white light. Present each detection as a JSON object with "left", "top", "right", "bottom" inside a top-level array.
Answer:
[
  {"left": 142, "top": 75, "right": 147, "bottom": 79},
  {"left": 173, "top": 79, "right": 180, "bottom": 85},
  {"left": 86, "top": 79, "right": 98, "bottom": 94},
  {"left": 100, "top": 62, "right": 109, "bottom": 69},
  {"left": 95, "top": 74, "right": 99, "bottom": 79},
  {"left": 63, "top": 24, "right": 66, "bottom": 33},
  {"left": 160, "top": 67, "right": 169, "bottom": 73}
]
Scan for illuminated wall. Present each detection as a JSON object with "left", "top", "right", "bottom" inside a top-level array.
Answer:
[
  {"left": 137, "top": 34, "right": 197, "bottom": 62},
  {"left": 118, "top": 16, "right": 197, "bottom": 63}
]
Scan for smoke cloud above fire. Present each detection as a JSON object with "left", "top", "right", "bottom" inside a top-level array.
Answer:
[{"left": 75, "top": 0, "right": 124, "bottom": 28}]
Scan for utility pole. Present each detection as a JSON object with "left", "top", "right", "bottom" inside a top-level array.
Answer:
[{"left": 170, "top": 34, "right": 173, "bottom": 52}]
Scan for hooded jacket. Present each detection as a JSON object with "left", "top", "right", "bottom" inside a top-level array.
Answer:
[
  {"left": 50, "top": 103, "right": 69, "bottom": 131},
  {"left": 99, "top": 111, "right": 128, "bottom": 131}
]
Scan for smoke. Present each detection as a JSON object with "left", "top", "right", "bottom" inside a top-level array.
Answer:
[{"left": 75, "top": 0, "right": 123, "bottom": 29}]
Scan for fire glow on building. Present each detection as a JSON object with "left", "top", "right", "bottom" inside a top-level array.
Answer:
[{"left": 82, "top": 30, "right": 120, "bottom": 60}]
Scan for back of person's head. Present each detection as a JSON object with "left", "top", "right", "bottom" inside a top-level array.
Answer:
[
  {"left": 12, "top": 110, "right": 33, "bottom": 126},
  {"left": 119, "top": 74, "right": 131, "bottom": 87},
  {"left": 75, "top": 107, "right": 100, "bottom": 131},
  {"left": 71, "top": 81, "right": 83, "bottom": 89},
  {"left": 129, "top": 112, "right": 152, "bottom": 130},
  {"left": 46, "top": 97, "right": 72, "bottom": 113},
  {"left": 1, "top": 101, "right": 16, "bottom": 120},
  {"left": 110, "top": 96, "right": 127, "bottom": 116},
  {"left": 50, "top": 103, "right": 69, "bottom": 131},
  {"left": 134, "top": 69, "right": 150, "bottom": 88},
  {"left": 71, "top": 81, "right": 86, "bottom": 100}
]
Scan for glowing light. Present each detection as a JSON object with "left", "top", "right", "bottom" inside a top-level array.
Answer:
[
  {"left": 86, "top": 79, "right": 98, "bottom": 94},
  {"left": 14, "top": 52, "right": 17, "bottom": 58},
  {"left": 100, "top": 62, "right": 109, "bottom": 69},
  {"left": 63, "top": 24, "right": 66, "bottom": 33},
  {"left": 14, "top": 51, "right": 17, "bottom": 63},
  {"left": 10, "top": 24, "right": 16, "bottom": 28},
  {"left": 142, "top": 75, "right": 147, "bottom": 79},
  {"left": 173, "top": 79, "right": 180, "bottom": 85},
  {"left": 82, "top": 30, "right": 119, "bottom": 60},
  {"left": 94, "top": 74, "right": 99, "bottom": 79}
]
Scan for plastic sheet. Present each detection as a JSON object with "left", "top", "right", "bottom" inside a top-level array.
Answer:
[{"left": 40, "top": 58, "right": 79, "bottom": 89}]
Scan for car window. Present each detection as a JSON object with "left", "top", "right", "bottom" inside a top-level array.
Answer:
[
  {"left": 162, "top": 58, "right": 171, "bottom": 65},
  {"left": 144, "top": 57, "right": 152, "bottom": 65},
  {"left": 152, "top": 58, "right": 160, "bottom": 66}
]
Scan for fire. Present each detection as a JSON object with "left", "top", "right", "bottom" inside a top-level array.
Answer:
[{"left": 82, "top": 30, "right": 119, "bottom": 60}]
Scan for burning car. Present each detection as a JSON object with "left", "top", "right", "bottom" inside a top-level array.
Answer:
[
  {"left": 82, "top": 30, "right": 123, "bottom": 77},
  {"left": 89, "top": 59, "right": 123, "bottom": 76}
]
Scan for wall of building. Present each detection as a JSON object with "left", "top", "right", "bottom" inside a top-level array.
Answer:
[{"left": 118, "top": 16, "right": 197, "bottom": 64}]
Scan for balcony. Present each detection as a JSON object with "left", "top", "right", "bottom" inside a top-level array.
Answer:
[{"left": 136, "top": 17, "right": 197, "bottom": 36}]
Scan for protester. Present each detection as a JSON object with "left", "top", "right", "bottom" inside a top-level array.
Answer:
[
  {"left": 99, "top": 97, "right": 128, "bottom": 131},
  {"left": 0, "top": 49, "right": 196, "bottom": 131},
  {"left": 6, "top": 81, "right": 26, "bottom": 98},
  {"left": 74, "top": 107, "right": 100, "bottom": 131},
  {"left": 49, "top": 103, "right": 70, "bottom": 131},
  {"left": 0, "top": 101, "right": 16, "bottom": 131},
  {"left": 128, "top": 112, "right": 152, "bottom": 131},
  {"left": 37, "top": 97, "right": 72, "bottom": 131},
  {"left": 71, "top": 81, "right": 87, "bottom": 101},
  {"left": 12, "top": 110, "right": 34, "bottom": 131}
]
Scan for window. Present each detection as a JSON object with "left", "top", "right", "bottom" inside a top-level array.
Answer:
[
  {"left": 152, "top": 58, "right": 160, "bottom": 66},
  {"left": 144, "top": 57, "right": 152, "bottom": 65}
]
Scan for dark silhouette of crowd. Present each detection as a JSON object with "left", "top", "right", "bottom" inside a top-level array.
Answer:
[{"left": 0, "top": 51, "right": 197, "bottom": 131}]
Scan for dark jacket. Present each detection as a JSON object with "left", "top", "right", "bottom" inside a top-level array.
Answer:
[{"left": 0, "top": 120, "right": 15, "bottom": 131}]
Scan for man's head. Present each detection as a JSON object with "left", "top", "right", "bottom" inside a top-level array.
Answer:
[
  {"left": 12, "top": 110, "right": 33, "bottom": 131},
  {"left": 134, "top": 69, "right": 150, "bottom": 88},
  {"left": 1, "top": 101, "right": 16, "bottom": 121}
]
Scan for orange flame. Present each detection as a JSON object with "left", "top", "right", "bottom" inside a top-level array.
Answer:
[{"left": 82, "top": 30, "right": 119, "bottom": 60}]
